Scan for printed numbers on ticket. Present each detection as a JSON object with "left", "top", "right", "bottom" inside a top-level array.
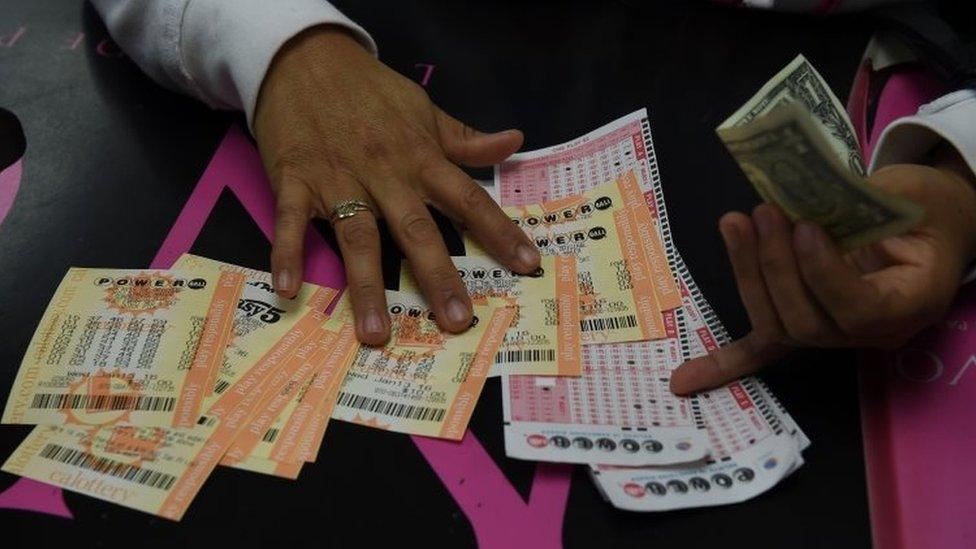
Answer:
[
  {"left": 2, "top": 267, "right": 243, "bottom": 428},
  {"left": 401, "top": 255, "right": 582, "bottom": 377},
  {"left": 331, "top": 290, "right": 515, "bottom": 440}
]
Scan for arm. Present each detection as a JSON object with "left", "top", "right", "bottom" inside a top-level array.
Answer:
[
  {"left": 91, "top": 1, "right": 541, "bottom": 344},
  {"left": 90, "top": 0, "right": 375, "bottom": 127}
]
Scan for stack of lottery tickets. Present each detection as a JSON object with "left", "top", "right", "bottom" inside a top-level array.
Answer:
[
  {"left": 484, "top": 110, "right": 809, "bottom": 511},
  {"left": 0, "top": 110, "right": 808, "bottom": 520},
  {"left": 1, "top": 255, "right": 514, "bottom": 520}
]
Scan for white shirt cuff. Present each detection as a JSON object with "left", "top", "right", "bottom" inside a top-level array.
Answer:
[
  {"left": 180, "top": 0, "right": 376, "bottom": 130},
  {"left": 869, "top": 88, "right": 976, "bottom": 284}
]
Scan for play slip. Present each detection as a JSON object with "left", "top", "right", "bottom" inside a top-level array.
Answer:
[
  {"left": 331, "top": 290, "right": 515, "bottom": 440},
  {"left": 468, "top": 197, "right": 665, "bottom": 345},
  {"left": 400, "top": 255, "right": 582, "bottom": 377}
]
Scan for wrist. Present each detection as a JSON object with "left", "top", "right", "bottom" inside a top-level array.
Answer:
[{"left": 254, "top": 24, "right": 369, "bottom": 139}]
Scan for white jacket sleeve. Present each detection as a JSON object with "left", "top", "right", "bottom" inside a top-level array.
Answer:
[
  {"left": 90, "top": 0, "right": 376, "bottom": 128},
  {"left": 869, "top": 88, "right": 976, "bottom": 179}
]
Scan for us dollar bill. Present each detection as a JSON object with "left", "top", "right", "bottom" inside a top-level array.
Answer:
[
  {"left": 717, "top": 102, "right": 923, "bottom": 250},
  {"left": 717, "top": 54, "right": 923, "bottom": 249}
]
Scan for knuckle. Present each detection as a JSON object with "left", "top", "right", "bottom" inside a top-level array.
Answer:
[
  {"left": 425, "top": 264, "right": 462, "bottom": 290},
  {"left": 461, "top": 183, "right": 493, "bottom": 213},
  {"left": 399, "top": 211, "right": 441, "bottom": 245},
  {"left": 835, "top": 311, "right": 873, "bottom": 337},
  {"left": 268, "top": 143, "right": 320, "bottom": 184},
  {"left": 758, "top": 249, "right": 787, "bottom": 274},
  {"left": 783, "top": 316, "right": 825, "bottom": 343},
  {"left": 339, "top": 217, "right": 380, "bottom": 253},
  {"left": 349, "top": 279, "right": 384, "bottom": 300}
]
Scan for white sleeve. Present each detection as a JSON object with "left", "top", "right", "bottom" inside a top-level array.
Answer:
[
  {"left": 90, "top": 0, "right": 376, "bottom": 129},
  {"left": 869, "top": 88, "right": 976, "bottom": 177},
  {"left": 869, "top": 88, "right": 976, "bottom": 283}
]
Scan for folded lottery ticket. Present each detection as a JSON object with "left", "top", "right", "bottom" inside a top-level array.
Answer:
[
  {"left": 400, "top": 255, "right": 582, "bottom": 377},
  {"left": 331, "top": 290, "right": 515, "bottom": 440}
]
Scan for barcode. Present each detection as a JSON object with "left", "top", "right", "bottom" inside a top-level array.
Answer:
[
  {"left": 495, "top": 349, "right": 556, "bottom": 364},
  {"left": 30, "top": 393, "right": 176, "bottom": 413},
  {"left": 580, "top": 315, "right": 637, "bottom": 332},
  {"left": 39, "top": 443, "right": 176, "bottom": 490},
  {"left": 197, "top": 415, "right": 216, "bottom": 427},
  {"left": 337, "top": 392, "right": 445, "bottom": 422},
  {"left": 262, "top": 428, "right": 279, "bottom": 443},
  {"left": 213, "top": 380, "right": 230, "bottom": 394}
]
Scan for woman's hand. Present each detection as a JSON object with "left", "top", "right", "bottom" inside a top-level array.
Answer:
[
  {"left": 671, "top": 148, "right": 976, "bottom": 395},
  {"left": 253, "top": 26, "right": 540, "bottom": 345}
]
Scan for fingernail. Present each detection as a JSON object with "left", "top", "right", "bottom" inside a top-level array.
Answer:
[
  {"left": 446, "top": 296, "right": 471, "bottom": 326},
  {"left": 719, "top": 223, "right": 740, "bottom": 252},
  {"left": 362, "top": 309, "right": 386, "bottom": 338},
  {"left": 517, "top": 243, "right": 540, "bottom": 270},
  {"left": 275, "top": 270, "right": 293, "bottom": 293},
  {"left": 753, "top": 206, "right": 773, "bottom": 239},
  {"left": 794, "top": 222, "right": 820, "bottom": 255}
]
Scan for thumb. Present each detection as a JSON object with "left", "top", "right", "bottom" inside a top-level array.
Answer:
[{"left": 435, "top": 108, "right": 523, "bottom": 167}]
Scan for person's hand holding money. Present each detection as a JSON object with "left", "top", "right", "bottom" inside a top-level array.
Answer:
[
  {"left": 671, "top": 145, "right": 976, "bottom": 394},
  {"left": 253, "top": 26, "right": 541, "bottom": 345}
]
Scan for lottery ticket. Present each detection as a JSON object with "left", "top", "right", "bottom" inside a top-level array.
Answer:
[
  {"left": 503, "top": 170, "right": 680, "bottom": 312},
  {"left": 331, "top": 290, "right": 515, "bottom": 440},
  {"left": 492, "top": 109, "right": 807, "bottom": 500},
  {"left": 467, "top": 203, "right": 666, "bottom": 345},
  {"left": 400, "top": 255, "right": 582, "bottom": 377},
  {"left": 588, "top": 434, "right": 803, "bottom": 511},
  {"left": 221, "top": 305, "right": 360, "bottom": 471},
  {"left": 2, "top": 304, "right": 331, "bottom": 520},
  {"left": 0, "top": 257, "right": 343, "bottom": 519},
  {"left": 2, "top": 267, "right": 243, "bottom": 428}
]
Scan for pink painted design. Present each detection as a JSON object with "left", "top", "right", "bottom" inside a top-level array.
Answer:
[
  {"left": 850, "top": 65, "right": 974, "bottom": 549},
  {"left": 153, "top": 126, "right": 572, "bottom": 545},
  {"left": 0, "top": 159, "right": 22, "bottom": 228},
  {"left": 0, "top": 478, "right": 72, "bottom": 519}
]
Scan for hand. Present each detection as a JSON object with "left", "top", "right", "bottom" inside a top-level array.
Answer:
[
  {"left": 253, "top": 26, "right": 540, "bottom": 344},
  {"left": 671, "top": 150, "right": 976, "bottom": 395}
]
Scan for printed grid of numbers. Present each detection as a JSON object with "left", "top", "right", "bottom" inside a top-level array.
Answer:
[{"left": 498, "top": 111, "right": 788, "bottom": 459}]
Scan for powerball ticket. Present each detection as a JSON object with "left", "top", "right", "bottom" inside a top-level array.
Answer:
[
  {"left": 331, "top": 290, "right": 515, "bottom": 440},
  {"left": 221, "top": 303, "right": 360, "bottom": 473},
  {"left": 466, "top": 203, "right": 666, "bottom": 344},
  {"left": 400, "top": 255, "right": 582, "bottom": 377},
  {"left": 2, "top": 302, "right": 335, "bottom": 520},
  {"left": 2, "top": 266, "right": 243, "bottom": 428},
  {"left": 494, "top": 110, "right": 806, "bottom": 473},
  {"left": 0, "top": 258, "right": 342, "bottom": 519},
  {"left": 504, "top": 171, "right": 681, "bottom": 312}
]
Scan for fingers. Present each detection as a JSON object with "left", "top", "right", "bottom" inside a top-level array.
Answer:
[
  {"left": 330, "top": 195, "right": 390, "bottom": 346},
  {"left": 370, "top": 181, "right": 473, "bottom": 333},
  {"left": 271, "top": 183, "right": 313, "bottom": 299},
  {"left": 793, "top": 218, "right": 951, "bottom": 341},
  {"left": 752, "top": 204, "right": 843, "bottom": 345},
  {"left": 719, "top": 212, "right": 784, "bottom": 344},
  {"left": 670, "top": 333, "right": 790, "bottom": 395},
  {"left": 434, "top": 108, "right": 523, "bottom": 167},
  {"left": 421, "top": 161, "right": 540, "bottom": 273}
]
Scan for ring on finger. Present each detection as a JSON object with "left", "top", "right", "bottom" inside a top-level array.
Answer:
[{"left": 329, "top": 199, "right": 373, "bottom": 224}]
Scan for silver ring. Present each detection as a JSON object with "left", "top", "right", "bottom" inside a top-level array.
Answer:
[{"left": 329, "top": 199, "right": 373, "bottom": 224}]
